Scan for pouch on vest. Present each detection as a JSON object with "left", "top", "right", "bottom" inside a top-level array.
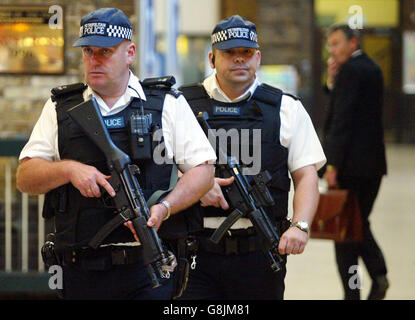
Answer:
[
  {"left": 128, "top": 102, "right": 153, "bottom": 161},
  {"left": 42, "top": 185, "right": 67, "bottom": 219}
]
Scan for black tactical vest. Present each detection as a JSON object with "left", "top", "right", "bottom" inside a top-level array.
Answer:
[
  {"left": 44, "top": 80, "right": 202, "bottom": 251},
  {"left": 179, "top": 83, "right": 291, "bottom": 223}
]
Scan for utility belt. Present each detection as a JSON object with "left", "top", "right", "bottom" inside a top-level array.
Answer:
[
  {"left": 61, "top": 245, "right": 143, "bottom": 271},
  {"left": 198, "top": 230, "right": 259, "bottom": 255},
  {"left": 196, "top": 218, "right": 291, "bottom": 256},
  {"left": 41, "top": 233, "right": 195, "bottom": 299}
]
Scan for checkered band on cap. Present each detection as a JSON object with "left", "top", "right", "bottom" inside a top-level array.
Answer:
[
  {"left": 211, "top": 30, "right": 228, "bottom": 44},
  {"left": 79, "top": 22, "right": 132, "bottom": 40},
  {"left": 211, "top": 27, "right": 258, "bottom": 46},
  {"left": 107, "top": 24, "right": 132, "bottom": 39}
]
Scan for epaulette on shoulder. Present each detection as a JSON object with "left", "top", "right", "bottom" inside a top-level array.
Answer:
[
  {"left": 51, "top": 82, "right": 87, "bottom": 102},
  {"left": 167, "top": 87, "right": 182, "bottom": 99},
  {"left": 282, "top": 92, "right": 300, "bottom": 101}
]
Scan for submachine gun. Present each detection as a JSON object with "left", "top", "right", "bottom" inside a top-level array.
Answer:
[
  {"left": 197, "top": 111, "right": 284, "bottom": 272},
  {"left": 67, "top": 98, "right": 176, "bottom": 288}
]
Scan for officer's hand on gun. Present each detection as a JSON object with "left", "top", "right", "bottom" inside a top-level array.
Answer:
[
  {"left": 67, "top": 160, "right": 168, "bottom": 243},
  {"left": 123, "top": 202, "right": 169, "bottom": 243},
  {"left": 200, "top": 177, "right": 234, "bottom": 209},
  {"left": 67, "top": 160, "right": 115, "bottom": 198},
  {"left": 200, "top": 174, "right": 309, "bottom": 256}
]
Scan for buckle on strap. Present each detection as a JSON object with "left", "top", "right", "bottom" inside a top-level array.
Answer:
[{"left": 120, "top": 208, "right": 136, "bottom": 221}]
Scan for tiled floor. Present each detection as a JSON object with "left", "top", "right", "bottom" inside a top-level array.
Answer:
[{"left": 284, "top": 144, "right": 415, "bottom": 300}]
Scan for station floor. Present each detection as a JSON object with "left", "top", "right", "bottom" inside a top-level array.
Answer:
[{"left": 284, "top": 144, "right": 415, "bottom": 300}]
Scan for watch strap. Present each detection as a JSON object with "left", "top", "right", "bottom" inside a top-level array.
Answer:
[
  {"left": 290, "top": 221, "right": 310, "bottom": 235},
  {"left": 160, "top": 200, "right": 171, "bottom": 221}
]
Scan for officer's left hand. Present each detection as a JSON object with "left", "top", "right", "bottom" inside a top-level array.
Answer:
[
  {"left": 278, "top": 227, "right": 309, "bottom": 255},
  {"left": 123, "top": 203, "right": 168, "bottom": 243},
  {"left": 147, "top": 203, "right": 168, "bottom": 230}
]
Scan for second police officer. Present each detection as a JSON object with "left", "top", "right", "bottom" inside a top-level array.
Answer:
[{"left": 179, "top": 15, "right": 327, "bottom": 300}]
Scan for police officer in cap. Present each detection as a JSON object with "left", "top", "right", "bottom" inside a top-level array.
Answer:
[
  {"left": 179, "top": 15, "right": 326, "bottom": 299},
  {"left": 17, "top": 7, "right": 215, "bottom": 299}
]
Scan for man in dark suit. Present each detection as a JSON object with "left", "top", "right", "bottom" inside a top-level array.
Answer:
[{"left": 322, "top": 24, "right": 389, "bottom": 300}]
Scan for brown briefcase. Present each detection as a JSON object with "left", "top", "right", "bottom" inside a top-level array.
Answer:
[{"left": 310, "top": 189, "right": 363, "bottom": 243}]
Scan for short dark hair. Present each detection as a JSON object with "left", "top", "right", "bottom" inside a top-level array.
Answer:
[{"left": 327, "top": 24, "right": 361, "bottom": 48}]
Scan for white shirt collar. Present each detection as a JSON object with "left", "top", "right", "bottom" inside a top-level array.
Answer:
[
  {"left": 83, "top": 70, "right": 146, "bottom": 116},
  {"left": 203, "top": 71, "right": 260, "bottom": 103},
  {"left": 351, "top": 49, "right": 363, "bottom": 58}
]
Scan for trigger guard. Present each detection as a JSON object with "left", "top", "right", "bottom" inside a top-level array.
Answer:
[{"left": 100, "top": 186, "right": 116, "bottom": 208}]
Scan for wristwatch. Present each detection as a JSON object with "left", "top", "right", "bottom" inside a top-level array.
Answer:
[
  {"left": 159, "top": 200, "right": 171, "bottom": 221},
  {"left": 290, "top": 221, "right": 310, "bottom": 236}
]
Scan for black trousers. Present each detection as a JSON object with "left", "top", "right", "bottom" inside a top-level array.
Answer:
[
  {"left": 335, "top": 175, "right": 387, "bottom": 300},
  {"left": 62, "top": 253, "right": 173, "bottom": 300},
  {"left": 179, "top": 249, "right": 287, "bottom": 300}
]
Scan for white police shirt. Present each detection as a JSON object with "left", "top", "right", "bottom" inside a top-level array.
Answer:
[
  {"left": 202, "top": 72, "right": 326, "bottom": 229},
  {"left": 19, "top": 71, "right": 217, "bottom": 173}
]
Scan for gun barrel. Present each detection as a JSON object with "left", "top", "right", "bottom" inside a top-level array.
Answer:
[{"left": 268, "top": 251, "right": 281, "bottom": 272}]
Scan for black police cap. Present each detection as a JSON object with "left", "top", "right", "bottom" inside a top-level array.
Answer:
[
  {"left": 73, "top": 8, "right": 132, "bottom": 48},
  {"left": 211, "top": 15, "right": 259, "bottom": 50}
]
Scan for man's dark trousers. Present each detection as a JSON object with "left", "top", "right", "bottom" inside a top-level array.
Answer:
[
  {"left": 335, "top": 175, "right": 388, "bottom": 300},
  {"left": 179, "top": 249, "right": 287, "bottom": 300},
  {"left": 62, "top": 253, "right": 173, "bottom": 300}
]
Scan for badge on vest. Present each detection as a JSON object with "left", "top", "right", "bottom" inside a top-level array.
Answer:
[
  {"left": 213, "top": 105, "right": 241, "bottom": 116},
  {"left": 103, "top": 116, "right": 125, "bottom": 129}
]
